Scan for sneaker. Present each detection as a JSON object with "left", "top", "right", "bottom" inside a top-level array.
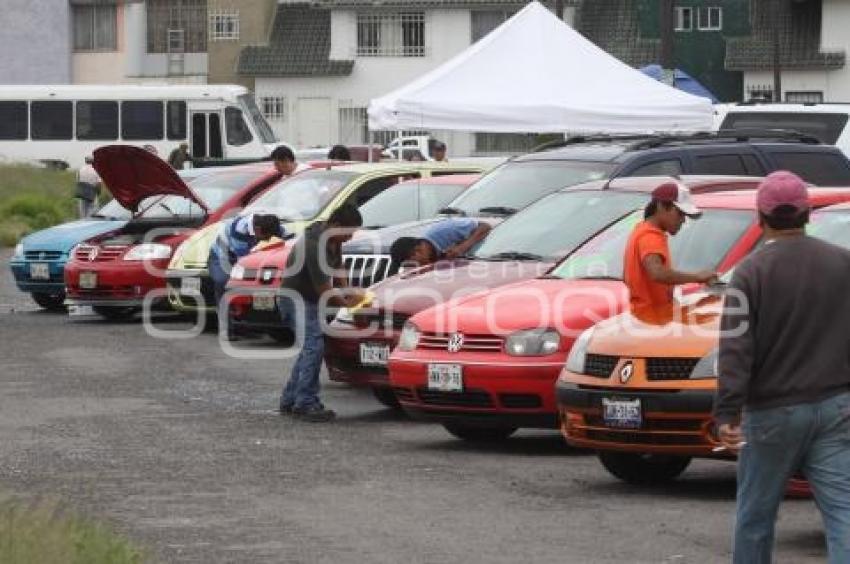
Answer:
[
  {"left": 292, "top": 405, "right": 336, "bottom": 422},
  {"left": 278, "top": 404, "right": 293, "bottom": 415}
]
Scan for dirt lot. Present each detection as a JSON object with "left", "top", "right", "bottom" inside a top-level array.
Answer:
[{"left": 0, "top": 249, "right": 827, "bottom": 563}]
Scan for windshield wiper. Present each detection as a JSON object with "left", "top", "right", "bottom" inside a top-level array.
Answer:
[
  {"left": 479, "top": 251, "right": 543, "bottom": 261},
  {"left": 575, "top": 275, "right": 622, "bottom": 281},
  {"left": 478, "top": 206, "right": 517, "bottom": 216},
  {"left": 364, "top": 225, "right": 385, "bottom": 230},
  {"left": 438, "top": 207, "right": 466, "bottom": 216}
]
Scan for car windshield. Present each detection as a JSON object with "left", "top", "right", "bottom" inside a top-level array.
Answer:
[
  {"left": 447, "top": 160, "right": 614, "bottom": 216},
  {"left": 471, "top": 191, "right": 648, "bottom": 262},
  {"left": 92, "top": 199, "right": 131, "bottom": 220},
  {"left": 135, "top": 168, "right": 269, "bottom": 219},
  {"left": 359, "top": 181, "right": 469, "bottom": 228},
  {"left": 552, "top": 208, "right": 754, "bottom": 280},
  {"left": 244, "top": 169, "right": 358, "bottom": 221},
  {"left": 808, "top": 208, "right": 850, "bottom": 248},
  {"left": 239, "top": 94, "right": 277, "bottom": 144}
]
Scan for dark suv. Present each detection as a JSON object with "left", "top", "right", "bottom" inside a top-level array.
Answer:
[{"left": 342, "top": 130, "right": 850, "bottom": 287}]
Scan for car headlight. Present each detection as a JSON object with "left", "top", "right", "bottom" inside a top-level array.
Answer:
[
  {"left": 504, "top": 329, "right": 560, "bottom": 356},
  {"left": 13, "top": 242, "right": 24, "bottom": 258},
  {"left": 123, "top": 243, "right": 173, "bottom": 261},
  {"left": 398, "top": 323, "right": 421, "bottom": 351},
  {"left": 689, "top": 347, "right": 718, "bottom": 379},
  {"left": 564, "top": 327, "right": 595, "bottom": 374},
  {"left": 230, "top": 264, "right": 245, "bottom": 280}
]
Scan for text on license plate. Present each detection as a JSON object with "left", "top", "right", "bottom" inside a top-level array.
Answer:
[
  {"left": 359, "top": 343, "right": 389, "bottom": 366},
  {"left": 79, "top": 272, "right": 97, "bottom": 289},
  {"left": 253, "top": 292, "right": 276, "bottom": 311},
  {"left": 602, "top": 398, "right": 642, "bottom": 429},
  {"left": 29, "top": 263, "right": 49, "bottom": 280},
  {"left": 427, "top": 364, "right": 463, "bottom": 392},
  {"left": 180, "top": 277, "right": 201, "bottom": 295}
]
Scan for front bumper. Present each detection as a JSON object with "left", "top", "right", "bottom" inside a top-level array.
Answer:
[
  {"left": 166, "top": 268, "right": 215, "bottom": 312},
  {"left": 10, "top": 257, "right": 67, "bottom": 295},
  {"left": 556, "top": 381, "right": 725, "bottom": 456},
  {"left": 324, "top": 321, "right": 399, "bottom": 387},
  {"left": 64, "top": 258, "right": 168, "bottom": 306},
  {"left": 389, "top": 353, "right": 565, "bottom": 429}
]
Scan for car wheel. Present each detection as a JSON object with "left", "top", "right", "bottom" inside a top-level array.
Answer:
[
  {"left": 597, "top": 452, "right": 692, "bottom": 485},
  {"left": 31, "top": 292, "right": 66, "bottom": 311},
  {"left": 442, "top": 423, "right": 517, "bottom": 442},
  {"left": 92, "top": 306, "right": 138, "bottom": 321},
  {"left": 372, "top": 387, "right": 401, "bottom": 409}
]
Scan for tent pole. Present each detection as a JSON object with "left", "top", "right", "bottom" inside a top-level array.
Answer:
[{"left": 397, "top": 130, "right": 402, "bottom": 162}]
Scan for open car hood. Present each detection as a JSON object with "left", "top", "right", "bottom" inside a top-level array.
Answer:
[{"left": 93, "top": 145, "right": 208, "bottom": 213}]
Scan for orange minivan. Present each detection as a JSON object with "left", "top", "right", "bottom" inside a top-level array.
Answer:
[{"left": 557, "top": 200, "right": 850, "bottom": 486}]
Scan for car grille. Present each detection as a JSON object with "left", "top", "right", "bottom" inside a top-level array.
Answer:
[
  {"left": 646, "top": 357, "right": 700, "bottom": 381},
  {"left": 584, "top": 429, "right": 706, "bottom": 446},
  {"left": 416, "top": 387, "right": 493, "bottom": 408},
  {"left": 24, "top": 250, "right": 63, "bottom": 261},
  {"left": 584, "top": 415, "right": 704, "bottom": 432},
  {"left": 499, "top": 394, "right": 542, "bottom": 409},
  {"left": 419, "top": 331, "right": 504, "bottom": 353},
  {"left": 343, "top": 254, "right": 394, "bottom": 288},
  {"left": 74, "top": 244, "right": 127, "bottom": 262},
  {"left": 584, "top": 354, "right": 619, "bottom": 378},
  {"left": 352, "top": 310, "right": 409, "bottom": 330}
]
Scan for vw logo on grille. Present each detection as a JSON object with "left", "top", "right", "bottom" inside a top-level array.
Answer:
[
  {"left": 87, "top": 247, "right": 99, "bottom": 261},
  {"left": 447, "top": 333, "right": 464, "bottom": 353},
  {"left": 619, "top": 360, "right": 635, "bottom": 384}
]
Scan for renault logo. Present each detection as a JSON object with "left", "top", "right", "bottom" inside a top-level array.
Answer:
[
  {"left": 619, "top": 360, "right": 635, "bottom": 384},
  {"left": 87, "top": 247, "right": 99, "bottom": 261},
  {"left": 447, "top": 333, "right": 464, "bottom": 353}
]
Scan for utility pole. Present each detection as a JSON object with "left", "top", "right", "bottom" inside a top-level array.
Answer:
[
  {"left": 772, "top": 0, "right": 783, "bottom": 101},
  {"left": 659, "top": 0, "right": 676, "bottom": 86}
]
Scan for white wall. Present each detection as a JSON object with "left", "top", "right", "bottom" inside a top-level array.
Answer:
[{"left": 258, "top": 9, "right": 475, "bottom": 155}]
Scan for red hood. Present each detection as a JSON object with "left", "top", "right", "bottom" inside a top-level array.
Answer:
[
  {"left": 410, "top": 278, "right": 629, "bottom": 337},
  {"left": 368, "top": 259, "right": 554, "bottom": 317},
  {"left": 236, "top": 240, "right": 292, "bottom": 270},
  {"left": 93, "top": 145, "right": 207, "bottom": 213}
]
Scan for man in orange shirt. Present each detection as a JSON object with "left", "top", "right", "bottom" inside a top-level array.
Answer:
[{"left": 623, "top": 181, "right": 717, "bottom": 312}]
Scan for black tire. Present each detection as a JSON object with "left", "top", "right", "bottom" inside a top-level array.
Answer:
[
  {"left": 31, "top": 292, "right": 66, "bottom": 311},
  {"left": 372, "top": 387, "right": 401, "bottom": 409},
  {"left": 92, "top": 305, "right": 138, "bottom": 321},
  {"left": 597, "top": 452, "right": 692, "bottom": 485},
  {"left": 442, "top": 423, "right": 517, "bottom": 442}
]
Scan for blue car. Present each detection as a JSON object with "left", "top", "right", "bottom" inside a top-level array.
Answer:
[{"left": 9, "top": 168, "right": 211, "bottom": 310}]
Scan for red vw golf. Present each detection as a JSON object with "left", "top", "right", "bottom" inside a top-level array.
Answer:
[
  {"left": 64, "top": 145, "right": 282, "bottom": 320},
  {"left": 387, "top": 187, "right": 850, "bottom": 441}
]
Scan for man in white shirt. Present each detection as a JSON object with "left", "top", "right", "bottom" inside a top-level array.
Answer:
[
  {"left": 271, "top": 146, "right": 310, "bottom": 177},
  {"left": 76, "top": 156, "right": 102, "bottom": 218}
]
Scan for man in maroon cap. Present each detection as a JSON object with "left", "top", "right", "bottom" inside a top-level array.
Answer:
[
  {"left": 622, "top": 180, "right": 717, "bottom": 313},
  {"left": 714, "top": 170, "right": 850, "bottom": 563}
]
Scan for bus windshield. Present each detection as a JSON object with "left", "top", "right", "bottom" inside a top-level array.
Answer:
[{"left": 239, "top": 94, "right": 277, "bottom": 144}]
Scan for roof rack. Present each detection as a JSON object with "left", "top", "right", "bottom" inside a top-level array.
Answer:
[
  {"left": 627, "top": 128, "right": 821, "bottom": 151},
  {"left": 531, "top": 134, "right": 655, "bottom": 153}
]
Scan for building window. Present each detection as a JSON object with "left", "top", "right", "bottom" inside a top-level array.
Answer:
[
  {"left": 471, "top": 10, "right": 513, "bottom": 42},
  {"left": 786, "top": 91, "right": 824, "bottom": 104},
  {"left": 357, "top": 12, "right": 425, "bottom": 57},
  {"left": 209, "top": 9, "right": 239, "bottom": 41},
  {"left": 675, "top": 7, "right": 693, "bottom": 31},
  {"left": 147, "top": 0, "right": 207, "bottom": 53},
  {"left": 72, "top": 4, "right": 117, "bottom": 51},
  {"left": 697, "top": 7, "right": 722, "bottom": 31},
  {"left": 261, "top": 97, "right": 288, "bottom": 122},
  {"left": 338, "top": 106, "right": 368, "bottom": 145}
]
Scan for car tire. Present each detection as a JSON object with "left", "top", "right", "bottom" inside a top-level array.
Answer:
[
  {"left": 92, "top": 306, "right": 138, "bottom": 321},
  {"left": 372, "top": 387, "right": 401, "bottom": 409},
  {"left": 597, "top": 452, "right": 692, "bottom": 485},
  {"left": 442, "top": 423, "right": 517, "bottom": 442},
  {"left": 31, "top": 292, "right": 66, "bottom": 311}
]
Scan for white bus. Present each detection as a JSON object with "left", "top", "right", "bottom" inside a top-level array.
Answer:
[{"left": 0, "top": 84, "right": 282, "bottom": 169}]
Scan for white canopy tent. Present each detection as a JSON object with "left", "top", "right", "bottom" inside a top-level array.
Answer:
[{"left": 368, "top": 2, "right": 713, "bottom": 134}]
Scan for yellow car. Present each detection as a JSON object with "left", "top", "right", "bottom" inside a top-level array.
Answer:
[{"left": 165, "top": 161, "right": 487, "bottom": 314}]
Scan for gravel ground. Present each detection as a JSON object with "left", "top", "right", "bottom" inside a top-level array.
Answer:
[{"left": 0, "top": 248, "right": 828, "bottom": 563}]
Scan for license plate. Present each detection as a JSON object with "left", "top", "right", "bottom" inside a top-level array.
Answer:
[
  {"left": 180, "top": 276, "right": 201, "bottom": 295},
  {"left": 252, "top": 292, "right": 276, "bottom": 311},
  {"left": 427, "top": 364, "right": 463, "bottom": 392},
  {"left": 602, "top": 398, "right": 642, "bottom": 429},
  {"left": 79, "top": 271, "right": 97, "bottom": 289},
  {"left": 359, "top": 343, "right": 389, "bottom": 366},
  {"left": 29, "top": 263, "right": 49, "bottom": 280}
]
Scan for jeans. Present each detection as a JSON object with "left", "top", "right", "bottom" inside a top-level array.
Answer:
[
  {"left": 207, "top": 250, "right": 231, "bottom": 337},
  {"left": 733, "top": 392, "right": 850, "bottom": 564},
  {"left": 279, "top": 297, "right": 324, "bottom": 411}
]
